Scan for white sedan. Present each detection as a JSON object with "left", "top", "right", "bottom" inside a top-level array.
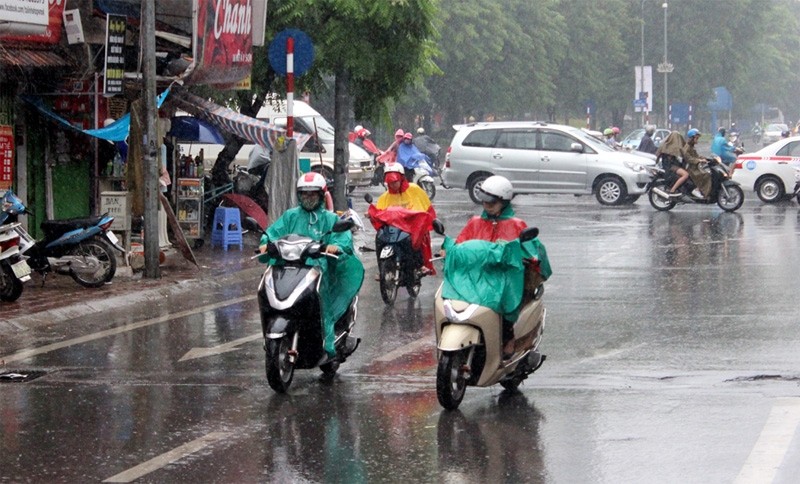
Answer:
[{"left": 731, "top": 136, "right": 800, "bottom": 203}]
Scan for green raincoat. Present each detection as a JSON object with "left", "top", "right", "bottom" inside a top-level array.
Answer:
[
  {"left": 441, "top": 235, "right": 551, "bottom": 322},
  {"left": 259, "top": 205, "right": 364, "bottom": 357}
]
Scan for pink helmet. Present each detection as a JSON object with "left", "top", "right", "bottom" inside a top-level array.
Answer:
[
  {"left": 612, "top": 126, "right": 620, "bottom": 135},
  {"left": 394, "top": 129, "right": 405, "bottom": 138},
  {"left": 403, "top": 132, "right": 413, "bottom": 140}
]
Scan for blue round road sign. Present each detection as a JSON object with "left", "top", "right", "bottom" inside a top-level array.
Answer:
[{"left": 268, "top": 29, "right": 314, "bottom": 76}]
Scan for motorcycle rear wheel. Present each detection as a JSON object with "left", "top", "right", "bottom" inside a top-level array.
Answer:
[
  {"left": 717, "top": 185, "right": 744, "bottom": 212},
  {"left": 379, "top": 258, "right": 399, "bottom": 305},
  {"left": 648, "top": 182, "right": 676, "bottom": 211},
  {"left": 420, "top": 180, "right": 436, "bottom": 200},
  {"left": 0, "top": 263, "right": 23, "bottom": 302},
  {"left": 69, "top": 237, "right": 117, "bottom": 288},
  {"left": 266, "top": 337, "right": 295, "bottom": 393},
  {"left": 436, "top": 350, "right": 468, "bottom": 410}
]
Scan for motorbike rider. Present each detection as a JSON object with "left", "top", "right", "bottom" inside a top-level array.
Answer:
[
  {"left": 711, "top": 127, "right": 738, "bottom": 172},
  {"left": 258, "top": 172, "right": 364, "bottom": 358},
  {"left": 681, "top": 128, "right": 713, "bottom": 199},
  {"left": 413, "top": 127, "right": 440, "bottom": 170},
  {"left": 442, "top": 175, "right": 552, "bottom": 359},
  {"left": 366, "top": 163, "right": 437, "bottom": 277},
  {"left": 637, "top": 125, "right": 658, "bottom": 155},
  {"left": 397, "top": 132, "right": 431, "bottom": 181},
  {"left": 354, "top": 128, "right": 382, "bottom": 157},
  {"left": 656, "top": 131, "right": 690, "bottom": 197},
  {"left": 604, "top": 128, "right": 620, "bottom": 149},
  {"left": 377, "top": 128, "right": 405, "bottom": 165}
]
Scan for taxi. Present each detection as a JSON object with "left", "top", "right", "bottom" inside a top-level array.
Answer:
[{"left": 731, "top": 136, "right": 800, "bottom": 203}]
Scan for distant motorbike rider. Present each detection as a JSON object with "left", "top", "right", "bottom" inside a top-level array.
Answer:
[
  {"left": 681, "top": 128, "right": 713, "bottom": 199},
  {"left": 413, "top": 127, "right": 441, "bottom": 170},
  {"left": 377, "top": 128, "right": 405, "bottom": 165},
  {"left": 656, "top": 131, "right": 690, "bottom": 197},
  {"left": 637, "top": 125, "right": 658, "bottom": 155},
  {"left": 354, "top": 128, "right": 382, "bottom": 157},
  {"left": 444, "top": 175, "right": 552, "bottom": 359},
  {"left": 258, "top": 172, "right": 364, "bottom": 358},
  {"left": 397, "top": 132, "right": 432, "bottom": 181},
  {"left": 711, "top": 127, "right": 738, "bottom": 169},
  {"left": 604, "top": 128, "right": 620, "bottom": 149},
  {"left": 366, "top": 163, "right": 437, "bottom": 276}
]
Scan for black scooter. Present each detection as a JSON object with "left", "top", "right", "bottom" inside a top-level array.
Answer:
[
  {"left": 257, "top": 219, "right": 360, "bottom": 393},
  {"left": 647, "top": 156, "right": 745, "bottom": 212}
]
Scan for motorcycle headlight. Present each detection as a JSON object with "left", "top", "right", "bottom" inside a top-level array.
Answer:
[
  {"left": 624, "top": 160, "right": 645, "bottom": 172},
  {"left": 275, "top": 239, "right": 309, "bottom": 261}
]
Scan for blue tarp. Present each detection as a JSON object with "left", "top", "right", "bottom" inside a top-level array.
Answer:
[{"left": 21, "top": 89, "right": 170, "bottom": 142}]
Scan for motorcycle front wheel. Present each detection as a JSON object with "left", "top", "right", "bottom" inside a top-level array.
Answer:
[
  {"left": 648, "top": 182, "right": 676, "bottom": 211},
  {"left": 420, "top": 180, "right": 436, "bottom": 200},
  {"left": 69, "top": 237, "right": 117, "bottom": 288},
  {"left": 717, "top": 185, "right": 744, "bottom": 212},
  {"left": 266, "top": 336, "right": 295, "bottom": 393},
  {"left": 436, "top": 350, "right": 468, "bottom": 410},
  {"left": 379, "top": 258, "right": 399, "bottom": 305},
  {"left": 0, "top": 263, "right": 23, "bottom": 302}
]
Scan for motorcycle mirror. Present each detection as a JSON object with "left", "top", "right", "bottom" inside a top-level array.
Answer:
[
  {"left": 432, "top": 219, "right": 446, "bottom": 236},
  {"left": 519, "top": 226, "right": 539, "bottom": 242},
  {"left": 331, "top": 219, "right": 355, "bottom": 233},
  {"left": 364, "top": 193, "right": 373, "bottom": 204}
]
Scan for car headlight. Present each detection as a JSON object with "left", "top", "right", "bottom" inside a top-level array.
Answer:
[{"left": 624, "top": 160, "right": 645, "bottom": 172}]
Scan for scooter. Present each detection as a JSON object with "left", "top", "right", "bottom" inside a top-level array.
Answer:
[
  {"left": 1, "top": 189, "right": 125, "bottom": 288},
  {"left": 408, "top": 159, "right": 437, "bottom": 200},
  {"left": 363, "top": 194, "right": 429, "bottom": 305},
  {"left": 647, "top": 156, "right": 745, "bottom": 212},
  {"left": 257, "top": 218, "right": 361, "bottom": 393},
  {"left": 433, "top": 223, "right": 547, "bottom": 410},
  {"left": 0, "top": 223, "right": 32, "bottom": 302}
]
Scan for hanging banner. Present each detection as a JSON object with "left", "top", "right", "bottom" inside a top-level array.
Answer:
[
  {"left": 187, "top": 0, "right": 253, "bottom": 86},
  {"left": 0, "top": 0, "right": 65, "bottom": 44},
  {"left": 0, "top": 125, "right": 14, "bottom": 190},
  {"left": 104, "top": 14, "right": 126, "bottom": 95}
]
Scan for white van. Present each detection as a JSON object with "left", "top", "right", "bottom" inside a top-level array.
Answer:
[{"left": 178, "top": 100, "right": 375, "bottom": 190}]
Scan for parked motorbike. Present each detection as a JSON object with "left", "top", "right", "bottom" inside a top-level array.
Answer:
[
  {"left": 363, "top": 193, "right": 430, "bottom": 305},
  {"left": 0, "top": 223, "right": 32, "bottom": 302},
  {"left": 647, "top": 157, "right": 745, "bottom": 212},
  {"left": 433, "top": 223, "right": 547, "bottom": 410},
  {"left": 257, "top": 218, "right": 361, "bottom": 393},
  {"left": 1, "top": 189, "right": 124, "bottom": 287}
]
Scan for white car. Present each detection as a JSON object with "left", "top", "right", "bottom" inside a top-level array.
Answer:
[{"left": 731, "top": 136, "right": 800, "bottom": 203}]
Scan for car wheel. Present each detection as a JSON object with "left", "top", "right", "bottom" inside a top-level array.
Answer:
[
  {"left": 467, "top": 174, "right": 491, "bottom": 204},
  {"left": 755, "top": 176, "right": 785, "bottom": 203},
  {"left": 595, "top": 176, "right": 627, "bottom": 205}
]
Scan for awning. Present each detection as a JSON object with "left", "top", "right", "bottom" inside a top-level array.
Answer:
[
  {"left": 172, "top": 90, "right": 310, "bottom": 152},
  {"left": 22, "top": 89, "right": 170, "bottom": 142},
  {"left": 0, "top": 48, "right": 70, "bottom": 68}
]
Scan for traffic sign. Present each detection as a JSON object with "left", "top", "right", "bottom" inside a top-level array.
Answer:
[{"left": 268, "top": 29, "right": 314, "bottom": 76}]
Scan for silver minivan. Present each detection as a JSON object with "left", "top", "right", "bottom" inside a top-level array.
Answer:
[{"left": 443, "top": 121, "right": 656, "bottom": 205}]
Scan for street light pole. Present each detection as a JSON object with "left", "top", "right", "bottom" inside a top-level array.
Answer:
[
  {"left": 662, "top": 2, "right": 668, "bottom": 128},
  {"left": 641, "top": 0, "right": 645, "bottom": 127}
]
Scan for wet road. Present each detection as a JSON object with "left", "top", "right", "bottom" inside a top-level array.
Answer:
[{"left": 2, "top": 188, "right": 800, "bottom": 483}]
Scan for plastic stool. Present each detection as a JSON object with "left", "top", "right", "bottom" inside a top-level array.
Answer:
[{"left": 210, "top": 207, "right": 243, "bottom": 250}]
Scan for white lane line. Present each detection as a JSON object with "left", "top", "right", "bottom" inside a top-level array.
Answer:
[
  {"left": 0, "top": 296, "right": 253, "bottom": 365},
  {"left": 734, "top": 398, "right": 800, "bottom": 484},
  {"left": 103, "top": 431, "right": 232, "bottom": 483},
  {"left": 374, "top": 336, "right": 433, "bottom": 363}
]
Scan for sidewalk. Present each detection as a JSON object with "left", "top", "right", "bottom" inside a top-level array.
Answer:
[{"left": 0, "top": 232, "right": 263, "bottom": 327}]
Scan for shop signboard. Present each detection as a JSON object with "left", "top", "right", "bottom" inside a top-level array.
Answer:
[
  {"left": 0, "top": 0, "right": 65, "bottom": 44},
  {"left": 0, "top": 125, "right": 13, "bottom": 190},
  {"left": 186, "top": 0, "right": 253, "bottom": 86},
  {"left": 104, "top": 14, "right": 126, "bottom": 95},
  {"left": 100, "top": 191, "right": 130, "bottom": 232}
]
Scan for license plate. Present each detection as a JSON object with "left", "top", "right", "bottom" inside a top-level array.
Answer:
[
  {"left": 11, "top": 259, "right": 31, "bottom": 279},
  {"left": 106, "top": 231, "right": 119, "bottom": 245}
]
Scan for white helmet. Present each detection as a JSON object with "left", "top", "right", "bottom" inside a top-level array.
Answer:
[
  {"left": 477, "top": 175, "right": 514, "bottom": 203},
  {"left": 296, "top": 172, "right": 327, "bottom": 192},
  {"left": 384, "top": 163, "right": 405, "bottom": 175},
  {"left": 353, "top": 124, "right": 363, "bottom": 133},
  {"left": 416, "top": 127, "right": 425, "bottom": 134}
]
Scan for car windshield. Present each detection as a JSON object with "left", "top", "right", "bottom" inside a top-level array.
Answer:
[
  {"left": 566, "top": 127, "right": 614, "bottom": 152},
  {"left": 272, "top": 115, "right": 336, "bottom": 142},
  {"left": 766, "top": 123, "right": 788, "bottom": 132},
  {"left": 622, "top": 129, "right": 645, "bottom": 143}
]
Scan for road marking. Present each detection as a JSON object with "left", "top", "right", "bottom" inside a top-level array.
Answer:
[
  {"left": 179, "top": 332, "right": 262, "bottom": 361},
  {"left": 374, "top": 336, "right": 433, "bottom": 363},
  {"left": 734, "top": 398, "right": 800, "bottom": 484},
  {"left": 102, "top": 431, "right": 232, "bottom": 482},
  {"left": 0, "top": 296, "right": 254, "bottom": 365}
]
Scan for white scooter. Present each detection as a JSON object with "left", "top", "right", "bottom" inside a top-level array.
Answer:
[{"left": 433, "top": 224, "right": 547, "bottom": 410}]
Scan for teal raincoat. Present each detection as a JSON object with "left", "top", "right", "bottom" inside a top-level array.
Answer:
[{"left": 259, "top": 205, "right": 364, "bottom": 357}]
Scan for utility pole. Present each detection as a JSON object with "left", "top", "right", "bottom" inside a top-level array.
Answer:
[{"left": 141, "top": 0, "right": 160, "bottom": 278}]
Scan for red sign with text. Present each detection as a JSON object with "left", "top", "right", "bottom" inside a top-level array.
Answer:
[
  {"left": 0, "top": 126, "right": 14, "bottom": 190},
  {"left": 188, "top": 0, "right": 253, "bottom": 86}
]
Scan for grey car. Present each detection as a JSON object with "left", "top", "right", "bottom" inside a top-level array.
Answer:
[{"left": 442, "top": 121, "right": 656, "bottom": 205}]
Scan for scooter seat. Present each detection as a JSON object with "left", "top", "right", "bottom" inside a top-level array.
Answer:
[{"left": 41, "top": 216, "right": 105, "bottom": 239}]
